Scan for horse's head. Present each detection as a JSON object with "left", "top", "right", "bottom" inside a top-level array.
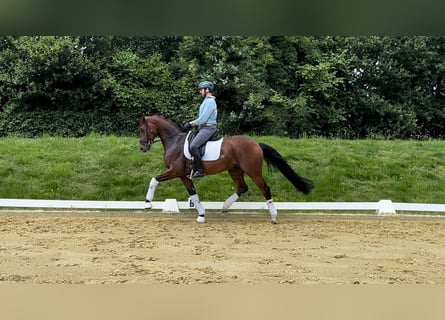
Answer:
[
  {"left": 139, "top": 114, "right": 183, "bottom": 153},
  {"left": 139, "top": 114, "right": 157, "bottom": 152}
]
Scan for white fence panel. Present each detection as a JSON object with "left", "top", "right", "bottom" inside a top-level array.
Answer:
[
  {"left": 393, "top": 202, "right": 445, "bottom": 212},
  {"left": 1, "top": 198, "right": 444, "bottom": 215}
]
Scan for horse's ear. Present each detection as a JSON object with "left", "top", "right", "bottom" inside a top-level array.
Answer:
[{"left": 140, "top": 114, "right": 146, "bottom": 122}]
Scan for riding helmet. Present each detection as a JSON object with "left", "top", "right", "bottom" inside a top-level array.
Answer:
[{"left": 198, "top": 81, "right": 214, "bottom": 91}]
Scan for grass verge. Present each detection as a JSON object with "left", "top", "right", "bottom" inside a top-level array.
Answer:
[{"left": 1, "top": 136, "right": 444, "bottom": 204}]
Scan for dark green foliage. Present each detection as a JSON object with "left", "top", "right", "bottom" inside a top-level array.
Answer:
[{"left": 1, "top": 36, "right": 444, "bottom": 139}]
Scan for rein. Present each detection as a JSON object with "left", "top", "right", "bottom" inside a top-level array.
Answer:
[
  {"left": 140, "top": 117, "right": 181, "bottom": 148},
  {"left": 148, "top": 133, "right": 178, "bottom": 144}
]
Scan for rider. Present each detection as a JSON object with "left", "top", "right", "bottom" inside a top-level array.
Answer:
[{"left": 182, "top": 80, "right": 218, "bottom": 179}]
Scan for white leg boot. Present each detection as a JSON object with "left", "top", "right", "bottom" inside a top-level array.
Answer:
[
  {"left": 145, "top": 178, "right": 159, "bottom": 208},
  {"left": 222, "top": 193, "right": 239, "bottom": 212},
  {"left": 266, "top": 199, "right": 278, "bottom": 224},
  {"left": 190, "top": 194, "right": 206, "bottom": 223}
]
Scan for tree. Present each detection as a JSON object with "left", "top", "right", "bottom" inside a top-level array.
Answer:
[
  {"left": 1, "top": 36, "right": 445, "bottom": 138},
  {"left": 173, "top": 36, "right": 274, "bottom": 134},
  {"left": 0, "top": 36, "right": 111, "bottom": 136},
  {"left": 106, "top": 49, "right": 180, "bottom": 134},
  {"left": 339, "top": 36, "right": 418, "bottom": 138}
]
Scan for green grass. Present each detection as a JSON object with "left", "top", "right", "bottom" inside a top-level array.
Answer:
[{"left": 1, "top": 136, "right": 445, "bottom": 204}]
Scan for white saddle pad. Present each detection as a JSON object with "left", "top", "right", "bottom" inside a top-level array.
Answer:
[{"left": 183, "top": 132, "right": 224, "bottom": 161}]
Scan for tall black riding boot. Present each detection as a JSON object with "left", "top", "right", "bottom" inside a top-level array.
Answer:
[{"left": 190, "top": 150, "right": 204, "bottom": 179}]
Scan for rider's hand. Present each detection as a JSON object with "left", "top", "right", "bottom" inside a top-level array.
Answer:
[{"left": 182, "top": 122, "right": 192, "bottom": 132}]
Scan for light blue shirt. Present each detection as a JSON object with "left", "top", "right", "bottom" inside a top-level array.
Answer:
[{"left": 193, "top": 96, "right": 217, "bottom": 125}]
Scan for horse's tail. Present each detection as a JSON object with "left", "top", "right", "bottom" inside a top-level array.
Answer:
[{"left": 259, "top": 143, "right": 314, "bottom": 195}]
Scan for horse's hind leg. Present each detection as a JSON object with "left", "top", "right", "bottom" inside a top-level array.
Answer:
[
  {"left": 180, "top": 177, "right": 206, "bottom": 223},
  {"left": 237, "top": 148, "right": 278, "bottom": 224},
  {"left": 246, "top": 172, "right": 278, "bottom": 224},
  {"left": 222, "top": 167, "right": 249, "bottom": 213}
]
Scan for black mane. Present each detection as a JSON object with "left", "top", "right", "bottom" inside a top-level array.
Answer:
[{"left": 149, "top": 113, "right": 181, "bottom": 129}]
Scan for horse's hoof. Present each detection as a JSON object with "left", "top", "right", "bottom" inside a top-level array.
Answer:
[
  {"left": 196, "top": 215, "right": 206, "bottom": 223},
  {"left": 144, "top": 201, "right": 152, "bottom": 209},
  {"left": 221, "top": 209, "right": 228, "bottom": 214},
  {"left": 271, "top": 218, "right": 278, "bottom": 224}
]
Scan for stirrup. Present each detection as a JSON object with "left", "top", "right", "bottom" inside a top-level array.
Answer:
[
  {"left": 190, "top": 169, "right": 204, "bottom": 179},
  {"left": 187, "top": 169, "right": 204, "bottom": 179}
]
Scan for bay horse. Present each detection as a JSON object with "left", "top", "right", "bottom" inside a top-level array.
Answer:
[{"left": 139, "top": 114, "right": 314, "bottom": 224}]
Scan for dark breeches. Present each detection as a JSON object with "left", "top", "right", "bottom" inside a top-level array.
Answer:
[{"left": 189, "top": 126, "right": 217, "bottom": 153}]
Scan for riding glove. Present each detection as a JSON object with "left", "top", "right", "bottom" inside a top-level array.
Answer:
[{"left": 182, "top": 122, "right": 192, "bottom": 132}]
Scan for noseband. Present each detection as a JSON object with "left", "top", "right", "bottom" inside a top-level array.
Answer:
[
  {"left": 140, "top": 118, "right": 155, "bottom": 150},
  {"left": 140, "top": 116, "right": 181, "bottom": 150}
]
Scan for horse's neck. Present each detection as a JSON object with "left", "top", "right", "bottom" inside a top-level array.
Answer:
[
  {"left": 156, "top": 120, "right": 184, "bottom": 150},
  {"left": 160, "top": 130, "right": 185, "bottom": 157},
  {"left": 157, "top": 121, "right": 179, "bottom": 140}
]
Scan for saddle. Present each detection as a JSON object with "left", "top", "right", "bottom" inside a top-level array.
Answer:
[{"left": 183, "top": 131, "right": 223, "bottom": 161}]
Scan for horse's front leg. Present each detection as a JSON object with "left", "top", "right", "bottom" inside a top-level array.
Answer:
[
  {"left": 180, "top": 177, "right": 206, "bottom": 223},
  {"left": 145, "top": 177, "right": 159, "bottom": 207},
  {"left": 145, "top": 170, "right": 176, "bottom": 208}
]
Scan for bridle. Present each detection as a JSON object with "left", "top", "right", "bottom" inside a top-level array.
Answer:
[
  {"left": 139, "top": 116, "right": 181, "bottom": 151},
  {"left": 139, "top": 117, "right": 156, "bottom": 151}
]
